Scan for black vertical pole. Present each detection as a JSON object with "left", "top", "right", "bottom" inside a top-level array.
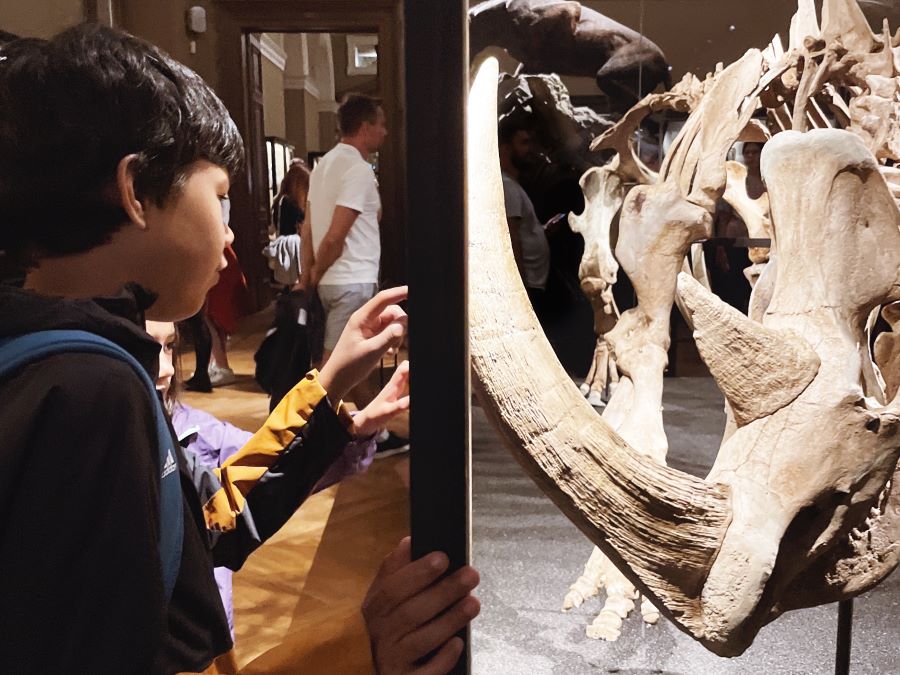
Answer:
[
  {"left": 835, "top": 599, "right": 853, "bottom": 675},
  {"left": 405, "top": 1, "right": 471, "bottom": 673}
]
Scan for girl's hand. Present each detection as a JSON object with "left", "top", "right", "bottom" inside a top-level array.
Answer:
[
  {"left": 353, "top": 361, "right": 410, "bottom": 439},
  {"left": 319, "top": 286, "right": 408, "bottom": 402}
]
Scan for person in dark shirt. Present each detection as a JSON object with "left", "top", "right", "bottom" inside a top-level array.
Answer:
[{"left": 0, "top": 24, "right": 478, "bottom": 674}]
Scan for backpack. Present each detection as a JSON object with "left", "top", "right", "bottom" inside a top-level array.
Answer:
[
  {"left": 0, "top": 329, "right": 183, "bottom": 600},
  {"left": 254, "top": 290, "right": 311, "bottom": 410}
]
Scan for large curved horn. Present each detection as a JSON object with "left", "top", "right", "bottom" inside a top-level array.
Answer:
[{"left": 467, "top": 57, "right": 731, "bottom": 635}]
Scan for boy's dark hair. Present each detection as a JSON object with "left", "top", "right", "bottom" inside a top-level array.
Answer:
[
  {"left": 337, "top": 93, "right": 382, "bottom": 136},
  {"left": 0, "top": 24, "right": 244, "bottom": 262}
]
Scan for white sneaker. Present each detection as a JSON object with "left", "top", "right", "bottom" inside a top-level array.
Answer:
[{"left": 208, "top": 365, "right": 236, "bottom": 387}]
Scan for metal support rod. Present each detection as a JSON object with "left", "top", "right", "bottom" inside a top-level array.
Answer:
[
  {"left": 835, "top": 598, "right": 853, "bottom": 675},
  {"left": 406, "top": 0, "right": 471, "bottom": 673}
]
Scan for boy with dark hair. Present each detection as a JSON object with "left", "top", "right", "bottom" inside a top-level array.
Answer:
[{"left": 0, "top": 25, "right": 477, "bottom": 674}]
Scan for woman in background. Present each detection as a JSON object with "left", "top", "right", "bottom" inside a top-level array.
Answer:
[{"left": 273, "top": 159, "right": 310, "bottom": 237}]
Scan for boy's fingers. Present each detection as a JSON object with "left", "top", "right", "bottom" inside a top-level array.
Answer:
[
  {"left": 365, "top": 551, "right": 450, "bottom": 620},
  {"left": 377, "top": 305, "right": 408, "bottom": 328},
  {"left": 412, "top": 637, "right": 465, "bottom": 675},
  {"left": 376, "top": 537, "right": 412, "bottom": 579},
  {"left": 387, "top": 362, "right": 410, "bottom": 390},
  {"left": 385, "top": 366, "right": 410, "bottom": 397},
  {"left": 401, "top": 595, "right": 480, "bottom": 665},
  {"left": 391, "top": 361, "right": 410, "bottom": 382},
  {"left": 364, "top": 538, "right": 413, "bottom": 621},
  {"left": 379, "top": 566, "right": 479, "bottom": 643},
  {"left": 391, "top": 395, "right": 411, "bottom": 412},
  {"left": 368, "top": 321, "right": 405, "bottom": 355},
  {"left": 359, "top": 286, "right": 408, "bottom": 321}
]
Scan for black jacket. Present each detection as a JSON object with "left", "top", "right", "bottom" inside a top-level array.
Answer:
[{"left": 0, "top": 284, "right": 350, "bottom": 673}]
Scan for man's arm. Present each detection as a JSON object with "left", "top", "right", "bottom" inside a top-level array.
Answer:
[
  {"left": 299, "top": 206, "right": 314, "bottom": 289},
  {"left": 310, "top": 205, "right": 359, "bottom": 286},
  {"left": 507, "top": 216, "right": 525, "bottom": 274}
]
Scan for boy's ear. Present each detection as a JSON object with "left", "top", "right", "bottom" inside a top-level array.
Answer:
[{"left": 116, "top": 154, "right": 148, "bottom": 229}]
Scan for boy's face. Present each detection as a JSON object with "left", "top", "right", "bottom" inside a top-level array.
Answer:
[{"left": 142, "top": 160, "right": 234, "bottom": 321}]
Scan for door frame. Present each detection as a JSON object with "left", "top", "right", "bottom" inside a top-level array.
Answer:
[
  {"left": 215, "top": 4, "right": 471, "bottom": 673},
  {"left": 213, "top": 0, "right": 406, "bottom": 308}
]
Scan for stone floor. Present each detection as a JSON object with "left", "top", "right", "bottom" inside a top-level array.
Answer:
[{"left": 471, "top": 378, "right": 900, "bottom": 675}]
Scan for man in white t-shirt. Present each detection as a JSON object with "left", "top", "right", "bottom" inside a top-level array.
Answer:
[
  {"left": 302, "top": 94, "right": 387, "bottom": 363},
  {"left": 498, "top": 119, "right": 551, "bottom": 314}
]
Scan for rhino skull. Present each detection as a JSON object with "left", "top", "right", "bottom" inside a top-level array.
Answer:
[{"left": 468, "top": 54, "right": 900, "bottom": 656}]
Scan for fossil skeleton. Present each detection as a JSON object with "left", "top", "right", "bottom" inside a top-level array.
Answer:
[{"left": 468, "top": 0, "right": 900, "bottom": 656}]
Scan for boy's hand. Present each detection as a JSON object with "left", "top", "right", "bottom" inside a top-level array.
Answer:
[
  {"left": 353, "top": 361, "right": 410, "bottom": 439},
  {"left": 319, "top": 286, "right": 408, "bottom": 402},
  {"left": 362, "top": 537, "right": 480, "bottom": 675}
]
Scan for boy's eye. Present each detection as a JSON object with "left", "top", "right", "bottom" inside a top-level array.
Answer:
[{"left": 218, "top": 196, "right": 231, "bottom": 227}]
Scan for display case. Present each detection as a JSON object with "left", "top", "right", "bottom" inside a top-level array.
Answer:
[{"left": 425, "top": 1, "right": 900, "bottom": 673}]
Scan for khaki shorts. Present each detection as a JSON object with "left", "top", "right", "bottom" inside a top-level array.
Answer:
[{"left": 317, "top": 283, "right": 377, "bottom": 351}]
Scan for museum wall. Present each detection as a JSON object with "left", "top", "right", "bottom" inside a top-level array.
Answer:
[
  {"left": 304, "top": 32, "right": 335, "bottom": 154},
  {"left": 587, "top": 0, "right": 802, "bottom": 78},
  {"left": 284, "top": 87, "right": 326, "bottom": 161},
  {"left": 260, "top": 35, "right": 287, "bottom": 139},
  {"left": 331, "top": 33, "right": 379, "bottom": 99},
  {"left": 0, "top": 0, "right": 83, "bottom": 38},
  {"left": 116, "top": 0, "right": 223, "bottom": 95},
  {"left": 284, "top": 89, "right": 308, "bottom": 159},
  {"left": 281, "top": 32, "right": 337, "bottom": 160},
  {"left": 282, "top": 34, "right": 309, "bottom": 158},
  {"left": 303, "top": 89, "right": 322, "bottom": 154}
]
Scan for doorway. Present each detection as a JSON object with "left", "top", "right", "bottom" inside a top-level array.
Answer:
[
  {"left": 248, "top": 31, "right": 381, "bottom": 224},
  {"left": 212, "top": 0, "right": 404, "bottom": 309}
]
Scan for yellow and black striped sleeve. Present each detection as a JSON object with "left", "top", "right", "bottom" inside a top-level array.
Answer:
[{"left": 204, "top": 370, "right": 353, "bottom": 568}]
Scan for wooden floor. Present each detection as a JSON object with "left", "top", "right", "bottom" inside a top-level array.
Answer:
[{"left": 180, "top": 307, "right": 409, "bottom": 672}]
